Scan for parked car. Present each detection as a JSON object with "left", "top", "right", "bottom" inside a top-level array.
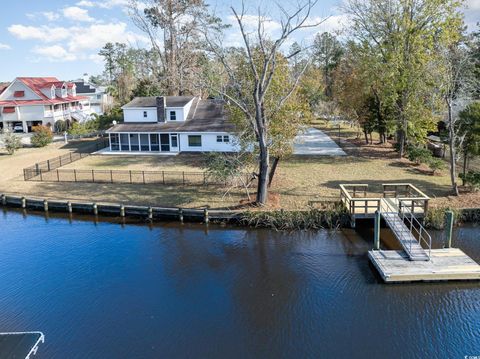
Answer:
[{"left": 13, "top": 124, "right": 23, "bottom": 133}]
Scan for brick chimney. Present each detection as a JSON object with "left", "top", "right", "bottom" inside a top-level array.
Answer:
[{"left": 156, "top": 96, "right": 166, "bottom": 122}]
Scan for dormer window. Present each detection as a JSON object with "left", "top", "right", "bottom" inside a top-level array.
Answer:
[
  {"left": 169, "top": 111, "right": 176, "bottom": 121},
  {"left": 143, "top": 111, "right": 147, "bottom": 118},
  {"left": 51, "top": 87, "right": 55, "bottom": 99},
  {"left": 13, "top": 91, "right": 25, "bottom": 98}
]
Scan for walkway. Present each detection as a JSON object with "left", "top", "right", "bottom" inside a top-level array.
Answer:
[{"left": 293, "top": 128, "right": 346, "bottom": 156}]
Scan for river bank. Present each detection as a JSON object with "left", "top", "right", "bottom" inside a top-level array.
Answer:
[{"left": 1, "top": 192, "right": 478, "bottom": 230}]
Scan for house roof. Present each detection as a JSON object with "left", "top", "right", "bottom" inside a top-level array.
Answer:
[
  {"left": 0, "top": 77, "right": 85, "bottom": 106},
  {"left": 107, "top": 98, "right": 236, "bottom": 133},
  {"left": 0, "top": 82, "right": 9, "bottom": 95},
  {"left": 122, "top": 96, "right": 195, "bottom": 108},
  {"left": 74, "top": 81, "right": 96, "bottom": 94}
]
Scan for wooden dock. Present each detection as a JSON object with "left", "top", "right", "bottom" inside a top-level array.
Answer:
[{"left": 369, "top": 249, "right": 480, "bottom": 283}]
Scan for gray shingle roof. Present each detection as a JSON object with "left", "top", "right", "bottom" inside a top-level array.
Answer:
[
  {"left": 122, "top": 96, "right": 195, "bottom": 108},
  {"left": 107, "top": 98, "right": 236, "bottom": 133}
]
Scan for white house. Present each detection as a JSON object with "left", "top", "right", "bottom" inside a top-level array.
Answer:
[
  {"left": 106, "top": 96, "right": 238, "bottom": 153},
  {"left": 74, "top": 76, "right": 113, "bottom": 115},
  {"left": 0, "top": 77, "right": 91, "bottom": 133}
]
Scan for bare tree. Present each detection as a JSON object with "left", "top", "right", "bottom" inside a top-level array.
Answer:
[
  {"left": 204, "top": 1, "right": 324, "bottom": 205},
  {"left": 437, "top": 44, "right": 477, "bottom": 196},
  {"left": 128, "top": 0, "right": 225, "bottom": 95}
]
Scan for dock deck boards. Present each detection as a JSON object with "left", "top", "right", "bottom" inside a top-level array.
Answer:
[{"left": 369, "top": 248, "right": 480, "bottom": 283}]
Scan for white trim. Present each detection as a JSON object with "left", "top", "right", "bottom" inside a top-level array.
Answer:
[{"left": 0, "top": 331, "right": 45, "bottom": 359}]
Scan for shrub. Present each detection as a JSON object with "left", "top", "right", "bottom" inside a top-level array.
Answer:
[
  {"left": 54, "top": 120, "right": 67, "bottom": 133},
  {"left": 2, "top": 130, "right": 22, "bottom": 155},
  {"left": 31, "top": 125, "right": 53, "bottom": 147},
  {"left": 407, "top": 146, "right": 432, "bottom": 165},
  {"left": 68, "top": 121, "right": 90, "bottom": 136},
  {"left": 426, "top": 157, "right": 445, "bottom": 175},
  {"left": 459, "top": 170, "right": 480, "bottom": 191}
]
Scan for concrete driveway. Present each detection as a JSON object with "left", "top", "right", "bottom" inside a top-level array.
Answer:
[{"left": 293, "top": 127, "right": 346, "bottom": 156}]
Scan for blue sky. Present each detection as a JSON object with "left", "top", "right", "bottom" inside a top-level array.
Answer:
[{"left": 0, "top": 0, "right": 478, "bottom": 82}]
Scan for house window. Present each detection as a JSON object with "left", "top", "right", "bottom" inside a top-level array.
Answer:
[
  {"left": 110, "top": 134, "right": 120, "bottom": 151},
  {"left": 171, "top": 134, "right": 178, "bottom": 147},
  {"left": 188, "top": 135, "right": 202, "bottom": 147},
  {"left": 143, "top": 111, "right": 147, "bottom": 118},
  {"left": 170, "top": 111, "right": 176, "bottom": 121},
  {"left": 2, "top": 107, "right": 15, "bottom": 113},
  {"left": 13, "top": 91, "right": 24, "bottom": 97},
  {"left": 216, "top": 135, "right": 230, "bottom": 143}
]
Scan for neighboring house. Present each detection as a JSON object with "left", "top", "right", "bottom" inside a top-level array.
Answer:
[
  {"left": 0, "top": 77, "right": 91, "bottom": 133},
  {"left": 74, "top": 76, "right": 113, "bottom": 115},
  {"left": 106, "top": 96, "right": 237, "bottom": 153}
]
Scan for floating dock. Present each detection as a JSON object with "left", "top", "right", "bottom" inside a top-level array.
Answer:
[
  {"left": 369, "top": 249, "right": 480, "bottom": 283},
  {"left": 0, "top": 332, "right": 44, "bottom": 359},
  {"left": 339, "top": 183, "right": 480, "bottom": 283}
]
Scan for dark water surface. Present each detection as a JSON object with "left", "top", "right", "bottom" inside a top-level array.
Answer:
[{"left": 0, "top": 210, "right": 479, "bottom": 359}]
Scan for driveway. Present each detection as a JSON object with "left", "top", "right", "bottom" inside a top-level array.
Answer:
[{"left": 293, "top": 127, "right": 346, "bottom": 156}]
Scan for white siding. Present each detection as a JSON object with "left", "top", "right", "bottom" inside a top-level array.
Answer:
[
  {"left": 166, "top": 108, "right": 184, "bottom": 122},
  {"left": 123, "top": 108, "right": 158, "bottom": 122},
  {"left": 0, "top": 80, "right": 41, "bottom": 101},
  {"left": 179, "top": 133, "right": 237, "bottom": 152}
]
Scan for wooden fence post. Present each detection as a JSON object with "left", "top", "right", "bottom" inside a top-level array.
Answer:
[
  {"left": 47, "top": 160, "right": 51, "bottom": 171},
  {"left": 92, "top": 169, "right": 95, "bottom": 183},
  {"left": 110, "top": 170, "right": 113, "bottom": 184},
  {"left": 142, "top": 171, "right": 145, "bottom": 184},
  {"left": 57, "top": 169, "right": 60, "bottom": 182}
]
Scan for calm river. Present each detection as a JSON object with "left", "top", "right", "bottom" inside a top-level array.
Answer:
[{"left": 0, "top": 209, "right": 479, "bottom": 358}]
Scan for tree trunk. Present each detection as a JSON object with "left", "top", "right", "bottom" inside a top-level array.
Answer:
[
  {"left": 268, "top": 157, "right": 280, "bottom": 188},
  {"left": 256, "top": 133, "right": 269, "bottom": 205},
  {"left": 447, "top": 100, "right": 459, "bottom": 196},
  {"left": 364, "top": 129, "right": 369, "bottom": 144},
  {"left": 462, "top": 149, "right": 467, "bottom": 186}
]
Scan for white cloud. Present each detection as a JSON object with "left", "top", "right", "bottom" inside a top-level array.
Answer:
[
  {"left": 32, "top": 45, "right": 77, "bottom": 62},
  {"left": 9, "top": 21, "right": 149, "bottom": 62},
  {"left": 43, "top": 11, "right": 61, "bottom": 21},
  {"left": 0, "top": 43, "right": 11, "bottom": 50},
  {"left": 63, "top": 6, "right": 95, "bottom": 22},
  {"left": 467, "top": 0, "right": 480, "bottom": 10},
  {"left": 76, "top": 0, "right": 96, "bottom": 7},
  {"left": 75, "top": 0, "right": 129, "bottom": 9},
  {"left": 8, "top": 24, "right": 70, "bottom": 42}
]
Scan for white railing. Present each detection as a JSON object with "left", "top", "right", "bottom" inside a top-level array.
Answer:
[{"left": 398, "top": 199, "right": 432, "bottom": 259}]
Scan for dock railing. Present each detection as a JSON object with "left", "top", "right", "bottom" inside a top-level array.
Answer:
[
  {"left": 340, "top": 183, "right": 429, "bottom": 217},
  {"left": 398, "top": 199, "right": 432, "bottom": 259}
]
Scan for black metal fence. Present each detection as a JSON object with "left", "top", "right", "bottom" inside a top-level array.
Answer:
[
  {"left": 23, "top": 138, "right": 109, "bottom": 181},
  {"left": 23, "top": 168, "right": 246, "bottom": 186}
]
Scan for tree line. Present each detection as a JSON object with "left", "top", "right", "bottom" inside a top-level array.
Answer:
[{"left": 93, "top": 0, "right": 480, "bottom": 204}]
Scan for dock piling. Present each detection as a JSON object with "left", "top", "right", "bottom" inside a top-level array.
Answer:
[
  {"left": 43, "top": 200, "right": 48, "bottom": 212},
  {"left": 179, "top": 208, "right": 184, "bottom": 223},
  {"left": 204, "top": 208, "right": 209, "bottom": 224},
  {"left": 92, "top": 203, "right": 98, "bottom": 215},
  {"left": 21, "top": 197, "right": 26, "bottom": 209},
  {"left": 67, "top": 201, "right": 72, "bottom": 213},
  {"left": 445, "top": 210, "right": 454, "bottom": 248},
  {"left": 120, "top": 205, "right": 125, "bottom": 217},
  {"left": 1, "top": 194, "right": 6, "bottom": 206},
  {"left": 374, "top": 210, "right": 380, "bottom": 250},
  {"left": 148, "top": 206, "right": 153, "bottom": 220}
]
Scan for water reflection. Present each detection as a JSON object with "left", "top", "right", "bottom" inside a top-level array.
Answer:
[{"left": 0, "top": 210, "right": 478, "bottom": 358}]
